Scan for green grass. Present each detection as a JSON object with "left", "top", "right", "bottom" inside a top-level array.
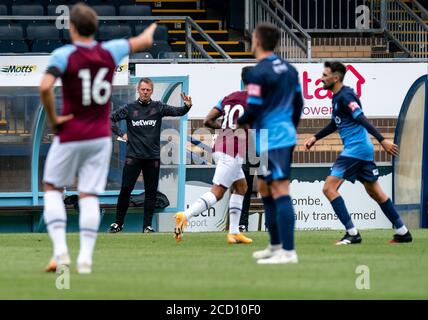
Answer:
[{"left": 0, "top": 230, "right": 427, "bottom": 299}]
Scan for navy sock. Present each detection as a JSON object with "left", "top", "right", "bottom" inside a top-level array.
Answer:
[
  {"left": 262, "top": 196, "right": 281, "bottom": 245},
  {"left": 331, "top": 196, "right": 355, "bottom": 230},
  {"left": 379, "top": 198, "right": 404, "bottom": 229},
  {"left": 274, "top": 195, "right": 295, "bottom": 251}
]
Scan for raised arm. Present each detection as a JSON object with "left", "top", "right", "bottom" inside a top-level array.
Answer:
[
  {"left": 128, "top": 23, "right": 157, "bottom": 54},
  {"left": 160, "top": 92, "right": 192, "bottom": 117}
]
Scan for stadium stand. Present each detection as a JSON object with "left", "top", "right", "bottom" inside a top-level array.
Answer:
[{"left": 0, "top": 0, "right": 253, "bottom": 57}]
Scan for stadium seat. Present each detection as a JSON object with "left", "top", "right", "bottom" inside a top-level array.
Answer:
[
  {"left": 26, "top": 25, "right": 60, "bottom": 40},
  {"left": 11, "top": 5, "right": 45, "bottom": 27},
  {"left": 0, "top": 5, "right": 7, "bottom": 16},
  {"left": 31, "top": 39, "right": 62, "bottom": 52},
  {"left": 130, "top": 52, "right": 153, "bottom": 59},
  {"left": 0, "top": 25, "right": 23, "bottom": 40},
  {"left": 92, "top": 5, "right": 116, "bottom": 17},
  {"left": 0, "top": 39, "right": 28, "bottom": 53},
  {"left": 80, "top": 0, "right": 112, "bottom": 5},
  {"left": 11, "top": 5, "right": 44, "bottom": 16},
  {"left": 146, "top": 41, "right": 172, "bottom": 59},
  {"left": 98, "top": 24, "right": 132, "bottom": 41},
  {"left": 46, "top": 4, "right": 71, "bottom": 16},
  {"left": 118, "top": 5, "right": 151, "bottom": 27},
  {"left": 46, "top": 0, "right": 77, "bottom": 5},
  {"left": 135, "top": 24, "right": 168, "bottom": 41},
  {"left": 158, "top": 52, "right": 186, "bottom": 59},
  {"left": 119, "top": 5, "right": 151, "bottom": 17}
]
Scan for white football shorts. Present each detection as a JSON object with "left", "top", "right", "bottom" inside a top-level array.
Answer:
[
  {"left": 43, "top": 136, "right": 112, "bottom": 194},
  {"left": 212, "top": 152, "right": 245, "bottom": 188}
]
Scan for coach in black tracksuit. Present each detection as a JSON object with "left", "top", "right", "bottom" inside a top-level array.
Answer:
[{"left": 109, "top": 77, "right": 192, "bottom": 233}]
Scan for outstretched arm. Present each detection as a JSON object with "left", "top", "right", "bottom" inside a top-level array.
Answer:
[
  {"left": 355, "top": 113, "right": 399, "bottom": 156},
  {"left": 129, "top": 23, "right": 157, "bottom": 54}
]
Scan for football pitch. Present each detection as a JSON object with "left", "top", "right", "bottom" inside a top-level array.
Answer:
[{"left": 0, "top": 230, "right": 427, "bottom": 300}]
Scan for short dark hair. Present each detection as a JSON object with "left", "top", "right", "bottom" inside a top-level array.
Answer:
[
  {"left": 254, "top": 23, "right": 280, "bottom": 51},
  {"left": 241, "top": 66, "right": 253, "bottom": 85},
  {"left": 138, "top": 77, "right": 154, "bottom": 89},
  {"left": 324, "top": 61, "right": 347, "bottom": 82},
  {"left": 70, "top": 3, "right": 98, "bottom": 37}
]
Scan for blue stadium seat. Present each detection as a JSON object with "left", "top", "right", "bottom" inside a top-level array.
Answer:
[
  {"left": 118, "top": 5, "right": 151, "bottom": 27},
  {"left": 158, "top": 52, "right": 185, "bottom": 59},
  {"left": 11, "top": 5, "right": 45, "bottom": 27},
  {"left": 81, "top": 0, "right": 112, "bottom": 5},
  {"left": 0, "top": 39, "right": 28, "bottom": 53},
  {"left": 46, "top": 0, "right": 77, "bottom": 5},
  {"left": 26, "top": 25, "right": 60, "bottom": 40},
  {"left": 46, "top": 4, "right": 71, "bottom": 16},
  {"left": 119, "top": 5, "right": 151, "bottom": 17},
  {"left": 31, "top": 39, "right": 63, "bottom": 52},
  {"left": 92, "top": 5, "right": 116, "bottom": 17},
  {"left": 129, "top": 52, "right": 153, "bottom": 59},
  {"left": 11, "top": 5, "right": 44, "bottom": 16},
  {"left": 0, "top": 5, "right": 7, "bottom": 16},
  {"left": 135, "top": 24, "right": 168, "bottom": 41},
  {"left": 0, "top": 25, "right": 23, "bottom": 40},
  {"left": 98, "top": 24, "right": 132, "bottom": 41},
  {"left": 146, "top": 41, "right": 172, "bottom": 59}
]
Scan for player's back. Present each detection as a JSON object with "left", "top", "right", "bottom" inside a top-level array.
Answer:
[
  {"left": 247, "top": 54, "right": 301, "bottom": 151},
  {"left": 213, "top": 90, "right": 248, "bottom": 157},
  {"left": 219, "top": 90, "right": 248, "bottom": 130},
  {"left": 48, "top": 39, "right": 129, "bottom": 143}
]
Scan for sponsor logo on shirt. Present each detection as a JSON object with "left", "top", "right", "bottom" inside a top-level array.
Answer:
[
  {"left": 334, "top": 116, "right": 342, "bottom": 125},
  {"left": 272, "top": 59, "right": 288, "bottom": 74},
  {"left": 348, "top": 101, "right": 360, "bottom": 112},
  {"left": 132, "top": 119, "right": 157, "bottom": 127}
]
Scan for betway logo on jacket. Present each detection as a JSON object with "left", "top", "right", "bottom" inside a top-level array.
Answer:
[{"left": 132, "top": 119, "right": 157, "bottom": 127}]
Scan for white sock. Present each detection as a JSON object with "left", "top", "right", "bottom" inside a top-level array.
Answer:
[
  {"left": 396, "top": 225, "right": 408, "bottom": 235},
  {"left": 185, "top": 191, "right": 217, "bottom": 220},
  {"left": 279, "top": 249, "right": 296, "bottom": 256},
  {"left": 269, "top": 244, "right": 282, "bottom": 251},
  {"left": 43, "top": 190, "right": 68, "bottom": 257},
  {"left": 347, "top": 227, "right": 358, "bottom": 236},
  {"left": 77, "top": 196, "right": 100, "bottom": 266},
  {"left": 229, "top": 194, "right": 244, "bottom": 234}
]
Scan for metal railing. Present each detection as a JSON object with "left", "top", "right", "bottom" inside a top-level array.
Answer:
[
  {"left": 276, "top": 0, "right": 383, "bottom": 32},
  {"left": 384, "top": 0, "right": 428, "bottom": 58},
  {"left": 184, "top": 17, "right": 230, "bottom": 60},
  {"left": 0, "top": 15, "right": 231, "bottom": 60},
  {"left": 247, "top": 0, "right": 311, "bottom": 59}
]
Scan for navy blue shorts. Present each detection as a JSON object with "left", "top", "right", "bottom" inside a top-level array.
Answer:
[
  {"left": 330, "top": 156, "right": 379, "bottom": 183},
  {"left": 259, "top": 146, "right": 294, "bottom": 183}
]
